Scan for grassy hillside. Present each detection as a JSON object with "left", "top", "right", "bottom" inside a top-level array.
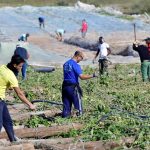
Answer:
[
  {"left": 0, "top": 0, "right": 150, "bottom": 14},
  {"left": 10, "top": 64, "right": 150, "bottom": 149}
]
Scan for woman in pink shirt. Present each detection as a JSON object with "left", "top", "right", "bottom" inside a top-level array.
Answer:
[{"left": 79, "top": 19, "right": 88, "bottom": 38}]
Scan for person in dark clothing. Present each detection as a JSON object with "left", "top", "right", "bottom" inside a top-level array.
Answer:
[
  {"left": 14, "top": 45, "right": 29, "bottom": 80},
  {"left": 0, "top": 55, "right": 36, "bottom": 142},
  {"left": 133, "top": 37, "right": 150, "bottom": 81},
  {"left": 62, "top": 51, "right": 97, "bottom": 118},
  {"left": 18, "top": 33, "right": 30, "bottom": 42},
  {"left": 38, "top": 17, "right": 45, "bottom": 28}
]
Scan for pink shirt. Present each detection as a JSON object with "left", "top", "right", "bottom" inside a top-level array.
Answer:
[{"left": 81, "top": 22, "right": 88, "bottom": 32}]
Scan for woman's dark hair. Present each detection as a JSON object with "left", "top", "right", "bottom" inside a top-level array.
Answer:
[{"left": 7, "top": 55, "right": 25, "bottom": 75}]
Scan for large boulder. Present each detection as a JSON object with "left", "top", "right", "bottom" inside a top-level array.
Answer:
[
  {"left": 64, "top": 36, "right": 98, "bottom": 51},
  {"left": 117, "top": 45, "right": 139, "bottom": 57}
]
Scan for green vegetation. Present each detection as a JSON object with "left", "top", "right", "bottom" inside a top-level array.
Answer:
[
  {"left": 0, "top": 0, "right": 150, "bottom": 14},
  {"left": 13, "top": 64, "right": 150, "bottom": 149}
]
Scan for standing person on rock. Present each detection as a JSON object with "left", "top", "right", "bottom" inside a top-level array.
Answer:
[
  {"left": 133, "top": 37, "right": 150, "bottom": 82},
  {"left": 79, "top": 19, "right": 88, "bottom": 38},
  {"left": 0, "top": 55, "right": 36, "bottom": 142},
  {"left": 62, "top": 51, "right": 97, "bottom": 118},
  {"left": 93, "top": 36, "right": 111, "bottom": 76}
]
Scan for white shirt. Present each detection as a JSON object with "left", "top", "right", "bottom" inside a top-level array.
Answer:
[
  {"left": 98, "top": 42, "right": 109, "bottom": 59},
  {"left": 56, "top": 29, "right": 65, "bottom": 35}
]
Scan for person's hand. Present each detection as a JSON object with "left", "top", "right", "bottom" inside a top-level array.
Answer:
[{"left": 29, "top": 104, "right": 36, "bottom": 110}]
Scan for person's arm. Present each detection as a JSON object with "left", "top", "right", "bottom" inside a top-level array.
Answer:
[
  {"left": 107, "top": 48, "right": 111, "bottom": 56},
  {"left": 79, "top": 23, "right": 83, "bottom": 32},
  {"left": 79, "top": 74, "right": 94, "bottom": 80},
  {"left": 13, "top": 87, "right": 35, "bottom": 110},
  {"left": 27, "top": 51, "right": 30, "bottom": 59},
  {"left": 79, "top": 72, "right": 98, "bottom": 80}
]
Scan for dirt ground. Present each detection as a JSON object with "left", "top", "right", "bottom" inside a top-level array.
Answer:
[
  {"left": 29, "top": 30, "right": 149, "bottom": 62},
  {"left": 29, "top": 33, "right": 95, "bottom": 60}
]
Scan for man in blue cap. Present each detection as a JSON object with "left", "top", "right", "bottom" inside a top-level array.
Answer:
[{"left": 133, "top": 37, "right": 150, "bottom": 82}]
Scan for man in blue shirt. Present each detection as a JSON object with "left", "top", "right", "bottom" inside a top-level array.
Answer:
[{"left": 62, "top": 51, "right": 97, "bottom": 118}]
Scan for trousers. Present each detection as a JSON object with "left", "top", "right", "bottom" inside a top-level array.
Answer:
[
  {"left": 62, "top": 82, "right": 82, "bottom": 118},
  {"left": 0, "top": 100, "right": 16, "bottom": 142},
  {"left": 141, "top": 61, "right": 150, "bottom": 82},
  {"left": 98, "top": 59, "right": 108, "bottom": 75}
]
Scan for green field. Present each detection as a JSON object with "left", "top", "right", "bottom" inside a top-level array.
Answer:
[
  {"left": 0, "top": 0, "right": 150, "bottom": 14},
  {"left": 12, "top": 64, "right": 150, "bottom": 149}
]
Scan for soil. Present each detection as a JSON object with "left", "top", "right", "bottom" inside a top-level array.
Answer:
[{"left": 28, "top": 30, "right": 149, "bottom": 64}]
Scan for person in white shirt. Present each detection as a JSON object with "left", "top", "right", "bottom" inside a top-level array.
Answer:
[
  {"left": 55, "top": 29, "right": 66, "bottom": 42},
  {"left": 18, "top": 33, "right": 30, "bottom": 42},
  {"left": 93, "top": 36, "right": 111, "bottom": 75}
]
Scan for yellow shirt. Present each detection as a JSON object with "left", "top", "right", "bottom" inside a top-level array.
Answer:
[{"left": 0, "top": 65, "right": 18, "bottom": 99}]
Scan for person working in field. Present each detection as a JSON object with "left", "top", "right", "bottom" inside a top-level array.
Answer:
[
  {"left": 14, "top": 44, "right": 29, "bottom": 80},
  {"left": 79, "top": 19, "right": 88, "bottom": 38},
  {"left": 38, "top": 17, "right": 45, "bottom": 28},
  {"left": 18, "top": 33, "right": 30, "bottom": 42},
  {"left": 133, "top": 37, "right": 150, "bottom": 82},
  {"left": 0, "top": 55, "right": 36, "bottom": 142},
  {"left": 93, "top": 36, "right": 111, "bottom": 76},
  {"left": 62, "top": 51, "right": 97, "bottom": 118},
  {"left": 55, "top": 29, "right": 66, "bottom": 42}
]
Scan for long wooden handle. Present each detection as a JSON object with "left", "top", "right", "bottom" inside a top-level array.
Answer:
[{"left": 134, "top": 23, "right": 136, "bottom": 41}]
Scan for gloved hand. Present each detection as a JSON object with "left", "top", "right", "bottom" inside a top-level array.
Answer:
[{"left": 92, "top": 72, "right": 98, "bottom": 78}]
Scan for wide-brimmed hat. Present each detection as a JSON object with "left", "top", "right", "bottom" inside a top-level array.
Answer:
[{"left": 143, "top": 37, "right": 150, "bottom": 41}]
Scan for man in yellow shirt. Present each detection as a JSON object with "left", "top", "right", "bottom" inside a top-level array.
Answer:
[{"left": 0, "top": 55, "right": 36, "bottom": 142}]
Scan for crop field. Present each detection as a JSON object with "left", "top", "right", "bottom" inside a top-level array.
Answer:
[{"left": 9, "top": 64, "right": 150, "bottom": 149}]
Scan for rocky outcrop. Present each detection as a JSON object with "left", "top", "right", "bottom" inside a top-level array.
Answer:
[
  {"left": 64, "top": 36, "right": 139, "bottom": 57},
  {"left": 64, "top": 36, "right": 98, "bottom": 51},
  {"left": 117, "top": 45, "right": 139, "bottom": 57}
]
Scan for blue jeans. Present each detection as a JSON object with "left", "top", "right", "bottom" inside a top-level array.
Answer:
[
  {"left": 62, "top": 84, "right": 83, "bottom": 118},
  {"left": 0, "top": 100, "right": 16, "bottom": 142},
  {"left": 22, "top": 62, "right": 28, "bottom": 80}
]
